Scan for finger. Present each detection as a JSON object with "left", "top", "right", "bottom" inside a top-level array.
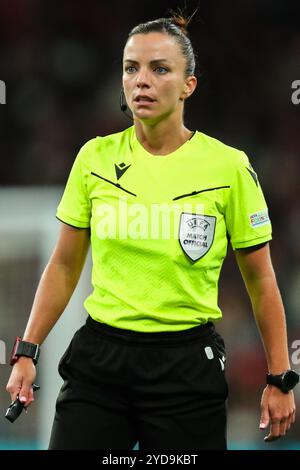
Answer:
[
  {"left": 264, "top": 433, "right": 281, "bottom": 442},
  {"left": 279, "top": 418, "right": 288, "bottom": 436},
  {"left": 25, "top": 387, "right": 35, "bottom": 408},
  {"left": 6, "top": 381, "right": 22, "bottom": 403},
  {"left": 264, "top": 420, "right": 281, "bottom": 442},
  {"left": 287, "top": 410, "right": 295, "bottom": 430},
  {"left": 19, "top": 381, "right": 33, "bottom": 407},
  {"left": 259, "top": 405, "right": 270, "bottom": 430},
  {"left": 23, "top": 385, "right": 35, "bottom": 409}
]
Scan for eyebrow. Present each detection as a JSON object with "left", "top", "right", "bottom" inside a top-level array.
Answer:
[{"left": 123, "top": 59, "right": 170, "bottom": 64}]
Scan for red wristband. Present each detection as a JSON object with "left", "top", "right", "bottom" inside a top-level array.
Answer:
[{"left": 10, "top": 336, "right": 22, "bottom": 366}]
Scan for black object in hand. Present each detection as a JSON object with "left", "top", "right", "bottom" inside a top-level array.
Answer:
[
  {"left": 5, "top": 384, "right": 40, "bottom": 423},
  {"left": 5, "top": 398, "right": 24, "bottom": 423}
]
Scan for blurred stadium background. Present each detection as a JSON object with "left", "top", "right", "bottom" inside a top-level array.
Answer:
[{"left": 0, "top": 0, "right": 300, "bottom": 450}]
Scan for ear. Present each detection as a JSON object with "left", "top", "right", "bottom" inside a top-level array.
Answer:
[{"left": 180, "top": 75, "right": 197, "bottom": 100}]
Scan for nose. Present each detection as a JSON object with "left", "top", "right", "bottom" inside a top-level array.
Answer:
[{"left": 136, "top": 68, "right": 151, "bottom": 88}]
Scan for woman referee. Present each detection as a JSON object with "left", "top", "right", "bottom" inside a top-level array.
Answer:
[{"left": 6, "top": 13, "right": 298, "bottom": 450}]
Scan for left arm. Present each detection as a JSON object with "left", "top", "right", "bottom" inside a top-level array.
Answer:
[{"left": 235, "top": 243, "right": 296, "bottom": 442}]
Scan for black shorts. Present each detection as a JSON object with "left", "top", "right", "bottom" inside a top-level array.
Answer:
[{"left": 48, "top": 316, "right": 228, "bottom": 450}]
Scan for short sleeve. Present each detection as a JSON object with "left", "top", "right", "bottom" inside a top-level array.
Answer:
[
  {"left": 56, "top": 141, "right": 92, "bottom": 228},
  {"left": 225, "top": 151, "right": 272, "bottom": 250}
]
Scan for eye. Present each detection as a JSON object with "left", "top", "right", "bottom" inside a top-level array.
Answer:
[
  {"left": 125, "top": 65, "right": 137, "bottom": 74},
  {"left": 155, "top": 66, "right": 168, "bottom": 74}
]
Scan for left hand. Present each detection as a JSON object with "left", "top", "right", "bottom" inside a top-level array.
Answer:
[{"left": 260, "top": 385, "right": 296, "bottom": 442}]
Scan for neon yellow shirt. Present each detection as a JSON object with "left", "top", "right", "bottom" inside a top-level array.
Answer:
[{"left": 56, "top": 126, "right": 272, "bottom": 332}]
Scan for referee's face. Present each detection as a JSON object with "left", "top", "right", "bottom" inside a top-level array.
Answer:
[{"left": 123, "top": 32, "right": 194, "bottom": 123}]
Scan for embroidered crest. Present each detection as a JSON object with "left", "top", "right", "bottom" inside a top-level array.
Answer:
[{"left": 179, "top": 213, "right": 216, "bottom": 261}]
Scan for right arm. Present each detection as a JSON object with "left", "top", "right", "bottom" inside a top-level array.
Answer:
[
  {"left": 6, "top": 223, "right": 91, "bottom": 406},
  {"left": 23, "top": 222, "right": 91, "bottom": 344}
]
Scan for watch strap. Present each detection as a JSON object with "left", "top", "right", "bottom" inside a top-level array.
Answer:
[
  {"left": 266, "top": 370, "right": 299, "bottom": 393},
  {"left": 10, "top": 337, "right": 40, "bottom": 365},
  {"left": 266, "top": 373, "right": 282, "bottom": 389}
]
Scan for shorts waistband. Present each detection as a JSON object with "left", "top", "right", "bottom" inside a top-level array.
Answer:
[{"left": 85, "top": 316, "right": 215, "bottom": 345}]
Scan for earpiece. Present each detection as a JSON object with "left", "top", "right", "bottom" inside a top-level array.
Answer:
[{"left": 119, "top": 88, "right": 133, "bottom": 120}]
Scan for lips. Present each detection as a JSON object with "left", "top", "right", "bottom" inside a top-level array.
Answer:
[{"left": 134, "top": 95, "right": 155, "bottom": 103}]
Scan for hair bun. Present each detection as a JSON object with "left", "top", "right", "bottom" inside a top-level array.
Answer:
[{"left": 171, "top": 14, "right": 189, "bottom": 35}]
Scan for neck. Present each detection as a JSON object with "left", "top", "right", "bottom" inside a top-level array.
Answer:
[{"left": 134, "top": 117, "right": 193, "bottom": 156}]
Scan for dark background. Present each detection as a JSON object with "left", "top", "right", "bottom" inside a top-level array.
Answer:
[{"left": 0, "top": 0, "right": 300, "bottom": 449}]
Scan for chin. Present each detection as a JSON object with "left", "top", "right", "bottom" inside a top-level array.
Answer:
[{"left": 134, "top": 110, "right": 158, "bottom": 121}]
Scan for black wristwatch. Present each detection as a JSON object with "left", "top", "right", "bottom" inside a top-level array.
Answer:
[
  {"left": 10, "top": 336, "right": 40, "bottom": 366},
  {"left": 266, "top": 369, "right": 299, "bottom": 393}
]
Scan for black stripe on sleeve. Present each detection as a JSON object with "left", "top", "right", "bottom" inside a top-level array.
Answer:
[{"left": 56, "top": 216, "right": 90, "bottom": 229}]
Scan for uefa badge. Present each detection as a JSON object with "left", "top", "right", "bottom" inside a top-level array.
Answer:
[{"left": 179, "top": 213, "right": 216, "bottom": 261}]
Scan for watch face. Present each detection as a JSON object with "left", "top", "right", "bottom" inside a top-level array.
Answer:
[{"left": 283, "top": 370, "right": 299, "bottom": 390}]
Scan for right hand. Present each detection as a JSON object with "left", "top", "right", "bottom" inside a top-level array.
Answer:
[
  {"left": 260, "top": 385, "right": 296, "bottom": 441},
  {"left": 6, "top": 357, "right": 37, "bottom": 408}
]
